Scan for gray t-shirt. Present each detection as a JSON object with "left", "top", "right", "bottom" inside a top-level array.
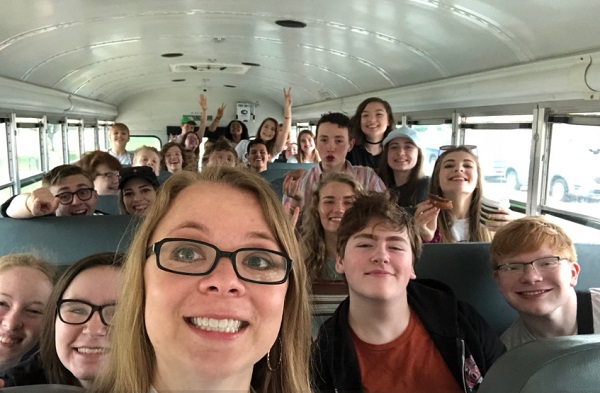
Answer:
[{"left": 501, "top": 288, "right": 600, "bottom": 351}]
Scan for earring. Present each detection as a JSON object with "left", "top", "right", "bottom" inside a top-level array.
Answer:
[{"left": 267, "top": 336, "right": 282, "bottom": 371}]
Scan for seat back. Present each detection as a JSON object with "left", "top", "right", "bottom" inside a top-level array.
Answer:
[
  {"left": 95, "top": 194, "right": 121, "bottom": 215},
  {"left": 478, "top": 335, "right": 600, "bottom": 393},
  {"left": 416, "top": 242, "right": 600, "bottom": 335},
  {"left": 1, "top": 384, "right": 85, "bottom": 392},
  {"left": 0, "top": 215, "right": 139, "bottom": 265}
]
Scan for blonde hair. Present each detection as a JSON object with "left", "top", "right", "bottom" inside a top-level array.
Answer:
[
  {"left": 301, "top": 172, "right": 363, "bottom": 280},
  {"left": 491, "top": 216, "right": 577, "bottom": 269},
  {"left": 0, "top": 253, "right": 55, "bottom": 283},
  {"left": 90, "top": 167, "right": 311, "bottom": 393}
]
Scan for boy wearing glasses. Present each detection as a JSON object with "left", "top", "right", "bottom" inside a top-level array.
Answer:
[
  {"left": 1, "top": 165, "right": 99, "bottom": 218},
  {"left": 312, "top": 193, "right": 504, "bottom": 393},
  {"left": 491, "top": 216, "right": 599, "bottom": 350}
]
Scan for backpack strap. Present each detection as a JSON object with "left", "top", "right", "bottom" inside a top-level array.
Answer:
[{"left": 576, "top": 290, "right": 594, "bottom": 334}]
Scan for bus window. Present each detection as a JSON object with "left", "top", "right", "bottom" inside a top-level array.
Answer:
[
  {"left": 128, "top": 135, "right": 162, "bottom": 151},
  {"left": 67, "top": 124, "right": 81, "bottom": 163},
  {"left": 0, "top": 122, "right": 10, "bottom": 187},
  {"left": 47, "top": 123, "right": 64, "bottom": 169},
  {"left": 83, "top": 126, "right": 96, "bottom": 153},
  {"left": 411, "top": 123, "right": 452, "bottom": 176},
  {"left": 16, "top": 124, "right": 43, "bottom": 180},
  {"left": 545, "top": 123, "right": 600, "bottom": 216},
  {"left": 463, "top": 118, "right": 532, "bottom": 207}
]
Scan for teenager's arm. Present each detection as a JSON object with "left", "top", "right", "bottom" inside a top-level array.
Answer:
[
  {"left": 4, "top": 188, "right": 59, "bottom": 218},
  {"left": 274, "top": 87, "right": 292, "bottom": 155},
  {"left": 196, "top": 94, "right": 209, "bottom": 140},
  {"left": 208, "top": 103, "right": 226, "bottom": 132}
]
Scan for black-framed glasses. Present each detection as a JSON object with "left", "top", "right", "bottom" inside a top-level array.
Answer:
[
  {"left": 496, "top": 256, "right": 564, "bottom": 275},
  {"left": 55, "top": 188, "right": 95, "bottom": 205},
  {"left": 148, "top": 238, "right": 293, "bottom": 285},
  {"left": 57, "top": 299, "right": 116, "bottom": 326},
  {"left": 96, "top": 171, "right": 119, "bottom": 181},
  {"left": 438, "top": 144, "right": 478, "bottom": 157}
]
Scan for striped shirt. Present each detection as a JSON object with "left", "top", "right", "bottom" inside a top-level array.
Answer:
[{"left": 283, "top": 160, "right": 386, "bottom": 209}]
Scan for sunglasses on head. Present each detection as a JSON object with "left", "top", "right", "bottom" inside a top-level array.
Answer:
[{"left": 438, "top": 144, "right": 478, "bottom": 157}]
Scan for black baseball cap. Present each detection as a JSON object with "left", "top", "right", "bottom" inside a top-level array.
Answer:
[{"left": 119, "top": 166, "right": 160, "bottom": 189}]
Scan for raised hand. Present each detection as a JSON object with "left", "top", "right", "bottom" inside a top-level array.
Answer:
[
  {"left": 283, "top": 87, "right": 292, "bottom": 109},
  {"left": 199, "top": 94, "right": 207, "bottom": 112},
  {"left": 216, "top": 102, "right": 226, "bottom": 117}
]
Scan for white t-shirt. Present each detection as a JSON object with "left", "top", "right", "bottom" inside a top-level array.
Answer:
[
  {"left": 108, "top": 150, "right": 133, "bottom": 166},
  {"left": 451, "top": 218, "right": 470, "bottom": 242}
]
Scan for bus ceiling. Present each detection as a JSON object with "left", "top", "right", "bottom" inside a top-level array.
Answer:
[{"left": 0, "top": 1, "right": 600, "bottom": 122}]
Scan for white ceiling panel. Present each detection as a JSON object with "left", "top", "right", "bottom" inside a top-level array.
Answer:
[{"left": 1, "top": 0, "right": 599, "bottom": 107}]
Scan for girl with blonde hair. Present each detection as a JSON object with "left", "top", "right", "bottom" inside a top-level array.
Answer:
[
  {"left": 301, "top": 172, "right": 363, "bottom": 281},
  {"left": 90, "top": 166, "right": 311, "bottom": 393}
]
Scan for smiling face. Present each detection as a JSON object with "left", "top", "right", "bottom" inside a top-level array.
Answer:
[
  {"left": 316, "top": 122, "right": 354, "bottom": 172},
  {"left": 258, "top": 120, "right": 277, "bottom": 141},
  {"left": 0, "top": 267, "right": 52, "bottom": 368},
  {"left": 493, "top": 244, "right": 580, "bottom": 319},
  {"left": 109, "top": 126, "right": 130, "bottom": 150},
  {"left": 336, "top": 219, "right": 415, "bottom": 302},
  {"left": 50, "top": 174, "right": 98, "bottom": 216},
  {"left": 247, "top": 143, "right": 270, "bottom": 172},
  {"left": 438, "top": 150, "right": 478, "bottom": 197},
  {"left": 299, "top": 133, "right": 315, "bottom": 156},
  {"left": 133, "top": 149, "right": 160, "bottom": 176},
  {"left": 55, "top": 266, "right": 119, "bottom": 387},
  {"left": 122, "top": 177, "right": 157, "bottom": 216},
  {"left": 93, "top": 164, "right": 119, "bottom": 196},
  {"left": 143, "top": 183, "right": 287, "bottom": 387},
  {"left": 164, "top": 146, "right": 183, "bottom": 173},
  {"left": 318, "top": 182, "right": 357, "bottom": 234},
  {"left": 386, "top": 137, "right": 418, "bottom": 174},
  {"left": 360, "top": 101, "right": 389, "bottom": 142}
]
